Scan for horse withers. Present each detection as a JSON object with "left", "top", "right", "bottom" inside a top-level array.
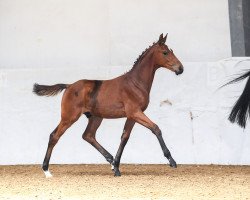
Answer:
[{"left": 33, "top": 34, "right": 183, "bottom": 177}]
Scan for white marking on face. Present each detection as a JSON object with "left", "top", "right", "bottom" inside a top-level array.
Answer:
[{"left": 44, "top": 170, "right": 53, "bottom": 178}]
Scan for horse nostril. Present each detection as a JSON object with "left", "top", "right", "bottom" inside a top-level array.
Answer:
[{"left": 174, "top": 64, "right": 184, "bottom": 75}]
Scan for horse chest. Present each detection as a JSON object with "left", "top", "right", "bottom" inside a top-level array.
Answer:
[
  {"left": 127, "top": 90, "right": 150, "bottom": 111},
  {"left": 139, "top": 96, "right": 150, "bottom": 111}
]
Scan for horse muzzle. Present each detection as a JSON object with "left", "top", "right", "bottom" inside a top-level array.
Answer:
[{"left": 175, "top": 65, "right": 184, "bottom": 75}]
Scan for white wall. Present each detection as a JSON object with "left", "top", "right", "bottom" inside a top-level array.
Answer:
[
  {"left": 0, "top": 0, "right": 231, "bottom": 69},
  {"left": 0, "top": 58, "right": 250, "bottom": 165},
  {"left": 1, "top": 0, "right": 248, "bottom": 166}
]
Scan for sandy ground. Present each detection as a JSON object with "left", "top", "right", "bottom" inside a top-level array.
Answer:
[{"left": 0, "top": 164, "right": 249, "bottom": 200}]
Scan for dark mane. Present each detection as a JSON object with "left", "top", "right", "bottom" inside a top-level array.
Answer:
[
  {"left": 122, "top": 42, "right": 157, "bottom": 75},
  {"left": 133, "top": 42, "right": 157, "bottom": 67}
]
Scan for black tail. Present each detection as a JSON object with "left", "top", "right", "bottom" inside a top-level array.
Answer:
[
  {"left": 223, "top": 70, "right": 250, "bottom": 128},
  {"left": 33, "top": 83, "right": 68, "bottom": 97}
]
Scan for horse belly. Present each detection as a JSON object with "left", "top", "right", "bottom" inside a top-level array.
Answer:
[{"left": 92, "top": 101, "right": 126, "bottom": 118}]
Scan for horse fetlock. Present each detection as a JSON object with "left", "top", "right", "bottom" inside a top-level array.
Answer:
[
  {"left": 42, "top": 163, "right": 49, "bottom": 171},
  {"left": 42, "top": 163, "right": 53, "bottom": 178},
  {"left": 106, "top": 156, "right": 114, "bottom": 164}
]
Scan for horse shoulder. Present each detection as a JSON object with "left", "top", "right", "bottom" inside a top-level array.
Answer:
[{"left": 122, "top": 78, "right": 150, "bottom": 112}]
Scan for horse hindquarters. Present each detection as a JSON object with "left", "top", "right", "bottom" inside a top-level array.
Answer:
[{"left": 42, "top": 83, "right": 85, "bottom": 177}]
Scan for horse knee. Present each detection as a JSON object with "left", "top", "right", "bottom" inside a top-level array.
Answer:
[
  {"left": 152, "top": 125, "right": 162, "bottom": 136},
  {"left": 121, "top": 130, "right": 130, "bottom": 141}
]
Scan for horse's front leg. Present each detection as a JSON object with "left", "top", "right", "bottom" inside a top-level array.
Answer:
[
  {"left": 131, "top": 111, "right": 177, "bottom": 168},
  {"left": 82, "top": 116, "right": 114, "bottom": 165},
  {"left": 113, "top": 119, "right": 135, "bottom": 176}
]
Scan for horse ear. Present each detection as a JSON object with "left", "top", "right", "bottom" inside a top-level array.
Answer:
[
  {"left": 162, "top": 33, "right": 168, "bottom": 43},
  {"left": 158, "top": 33, "right": 164, "bottom": 44}
]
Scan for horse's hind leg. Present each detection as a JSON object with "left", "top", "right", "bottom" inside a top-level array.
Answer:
[
  {"left": 113, "top": 119, "right": 135, "bottom": 176},
  {"left": 41, "top": 83, "right": 84, "bottom": 178},
  {"left": 82, "top": 116, "right": 114, "bottom": 165},
  {"left": 42, "top": 119, "right": 75, "bottom": 178}
]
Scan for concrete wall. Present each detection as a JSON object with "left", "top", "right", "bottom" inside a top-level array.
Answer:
[
  {"left": 1, "top": 0, "right": 248, "bottom": 165},
  {"left": 0, "top": 58, "right": 250, "bottom": 165},
  {"left": 0, "top": 0, "right": 231, "bottom": 69}
]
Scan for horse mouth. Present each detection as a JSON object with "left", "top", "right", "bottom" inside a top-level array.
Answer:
[
  {"left": 175, "top": 66, "right": 184, "bottom": 75},
  {"left": 175, "top": 70, "right": 183, "bottom": 75}
]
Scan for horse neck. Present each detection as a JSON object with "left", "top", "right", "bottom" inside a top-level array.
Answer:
[{"left": 128, "top": 52, "right": 158, "bottom": 93}]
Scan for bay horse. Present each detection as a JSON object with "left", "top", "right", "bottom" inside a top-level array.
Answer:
[
  {"left": 33, "top": 34, "right": 184, "bottom": 177},
  {"left": 223, "top": 70, "right": 250, "bottom": 128}
]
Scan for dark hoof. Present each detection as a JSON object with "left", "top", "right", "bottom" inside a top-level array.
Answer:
[
  {"left": 114, "top": 169, "right": 121, "bottom": 177},
  {"left": 169, "top": 158, "right": 177, "bottom": 168},
  {"left": 170, "top": 162, "right": 177, "bottom": 168}
]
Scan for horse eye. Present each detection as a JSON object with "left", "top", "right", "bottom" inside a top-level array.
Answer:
[{"left": 163, "top": 51, "right": 168, "bottom": 56}]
